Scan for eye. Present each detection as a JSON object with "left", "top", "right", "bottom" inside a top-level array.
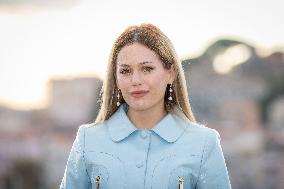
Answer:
[
  {"left": 119, "top": 68, "right": 131, "bottom": 74},
  {"left": 143, "top": 66, "right": 154, "bottom": 73}
]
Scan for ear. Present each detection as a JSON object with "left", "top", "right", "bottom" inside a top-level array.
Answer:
[{"left": 168, "top": 64, "right": 177, "bottom": 84}]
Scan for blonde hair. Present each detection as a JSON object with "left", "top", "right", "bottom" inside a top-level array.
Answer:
[{"left": 95, "top": 23, "right": 196, "bottom": 124}]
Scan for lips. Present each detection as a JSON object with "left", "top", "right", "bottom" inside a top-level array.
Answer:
[{"left": 130, "top": 90, "right": 149, "bottom": 98}]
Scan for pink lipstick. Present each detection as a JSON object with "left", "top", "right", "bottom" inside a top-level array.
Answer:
[{"left": 130, "top": 90, "right": 148, "bottom": 98}]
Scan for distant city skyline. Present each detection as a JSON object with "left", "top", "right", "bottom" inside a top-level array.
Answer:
[{"left": 0, "top": 0, "right": 283, "bottom": 109}]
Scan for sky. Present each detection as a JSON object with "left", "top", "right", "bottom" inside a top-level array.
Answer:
[{"left": 0, "top": 0, "right": 283, "bottom": 109}]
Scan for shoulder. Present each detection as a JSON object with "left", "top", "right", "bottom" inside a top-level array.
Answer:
[
  {"left": 171, "top": 106, "right": 220, "bottom": 141},
  {"left": 183, "top": 123, "right": 223, "bottom": 164},
  {"left": 75, "top": 121, "right": 110, "bottom": 151},
  {"left": 77, "top": 121, "right": 107, "bottom": 137},
  {"left": 184, "top": 120, "right": 220, "bottom": 138},
  {"left": 183, "top": 121, "right": 221, "bottom": 148}
]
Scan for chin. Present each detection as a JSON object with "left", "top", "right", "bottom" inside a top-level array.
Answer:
[{"left": 127, "top": 100, "right": 151, "bottom": 111}]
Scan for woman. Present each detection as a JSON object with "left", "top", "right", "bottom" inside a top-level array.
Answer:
[{"left": 60, "top": 23, "right": 231, "bottom": 189}]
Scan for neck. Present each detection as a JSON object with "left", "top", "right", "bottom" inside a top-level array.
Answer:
[{"left": 127, "top": 101, "right": 167, "bottom": 130}]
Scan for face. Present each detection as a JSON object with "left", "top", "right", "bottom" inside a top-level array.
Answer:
[{"left": 116, "top": 42, "right": 175, "bottom": 112}]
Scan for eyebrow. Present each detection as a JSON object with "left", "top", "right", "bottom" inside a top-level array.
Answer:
[{"left": 118, "top": 61, "right": 153, "bottom": 67}]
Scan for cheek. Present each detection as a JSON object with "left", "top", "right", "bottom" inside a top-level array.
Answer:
[
  {"left": 117, "top": 78, "right": 126, "bottom": 89},
  {"left": 116, "top": 77, "right": 131, "bottom": 95},
  {"left": 116, "top": 72, "right": 125, "bottom": 87},
  {"left": 148, "top": 74, "right": 168, "bottom": 94}
]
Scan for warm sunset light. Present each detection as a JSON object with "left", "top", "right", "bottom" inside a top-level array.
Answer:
[
  {"left": 213, "top": 44, "right": 251, "bottom": 74},
  {"left": 1, "top": 2, "right": 284, "bottom": 188},
  {"left": 0, "top": 0, "right": 283, "bottom": 109}
]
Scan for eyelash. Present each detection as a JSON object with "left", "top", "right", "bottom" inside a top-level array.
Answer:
[
  {"left": 119, "top": 67, "right": 154, "bottom": 74},
  {"left": 143, "top": 67, "right": 154, "bottom": 72},
  {"left": 119, "top": 68, "right": 129, "bottom": 74}
]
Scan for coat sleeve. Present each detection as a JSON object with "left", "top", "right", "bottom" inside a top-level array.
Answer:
[
  {"left": 196, "top": 129, "right": 232, "bottom": 189},
  {"left": 59, "top": 125, "right": 91, "bottom": 189}
]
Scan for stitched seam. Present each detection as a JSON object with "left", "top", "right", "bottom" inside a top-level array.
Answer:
[
  {"left": 143, "top": 132, "right": 152, "bottom": 188},
  {"left": 94, "top": 151, "right": 127, "bottom": 189},
  {"left": 150, "top": 154, "right": 176, "bottom": 189},
  {"left": 196, "top": 131, "right": 209, "bottom": 187},
  {"left": 81, "top": 125, "right": 91, "bottom": 187},
  {"left": 168, "top": 167, "right": 191, "bottom": 189},
  {"left": 90, "top": 164, "right": 110, "bottom": 186}
]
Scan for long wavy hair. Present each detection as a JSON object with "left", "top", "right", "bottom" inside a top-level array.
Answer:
[{"left": 95, "top": 23, "right": 196, "bottom": 124}]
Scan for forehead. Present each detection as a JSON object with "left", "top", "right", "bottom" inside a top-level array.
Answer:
[{"left": 117, "top": 43, "right": 160, "bottom": 65}]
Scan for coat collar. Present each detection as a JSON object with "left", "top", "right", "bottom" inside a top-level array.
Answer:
[{"left": 106, "top": 103, "right": 189, "bottom": 143}]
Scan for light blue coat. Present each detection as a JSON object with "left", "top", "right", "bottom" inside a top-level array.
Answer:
[{"left": 60, "top": 103, "right": 231, "bottom": 189}]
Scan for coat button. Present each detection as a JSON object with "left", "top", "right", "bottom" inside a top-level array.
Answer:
[
  {"left": 136, "top": 161, "right": 144, "bottom": 168},
  {"left": 140, "top": 130, "right": 148, "bottom": 139}
]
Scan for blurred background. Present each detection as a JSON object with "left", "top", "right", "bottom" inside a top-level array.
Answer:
[{"left": 0, "top": 0, "right": 283, "bottom": 188}]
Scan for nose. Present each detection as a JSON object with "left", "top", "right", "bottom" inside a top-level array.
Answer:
[{"left": 131, "top": 71, "right": 142, "bottom": 86}]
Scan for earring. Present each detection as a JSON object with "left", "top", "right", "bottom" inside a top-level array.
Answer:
[
  {"left": 117, "top": 88, "right": 121, "bottom": 106},
  {"left": 168, "top": 83, "right": 173, "bottom": 101}
]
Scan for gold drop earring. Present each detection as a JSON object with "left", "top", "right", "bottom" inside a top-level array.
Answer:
[{"left": 117, "top": 88, "right": 121, "bottom": 107}]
